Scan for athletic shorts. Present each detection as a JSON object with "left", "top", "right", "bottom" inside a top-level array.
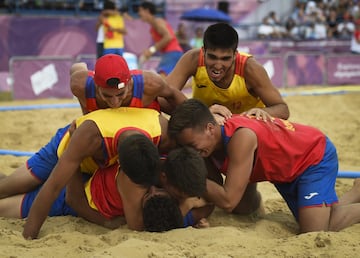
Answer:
[
  {"left": 21, "top": 173, "right": 91, "bottom": 218},
  {"left": 21, "top": 187, "right": 76, "bottom": 218},
  {"left": 26, "top": 124, "right": 70, "bottom": 182},
  {"left": 157, "top": 51, "right": 183, "bottom": 75},
  {"left": 274, "top": 137, "right": 338, "bottom": 220},
  {"left": 103, "top": 48, "right": 124, "bottom": 56}
]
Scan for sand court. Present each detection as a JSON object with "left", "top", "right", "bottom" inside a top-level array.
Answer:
[{"left": 0, "top": 88, "right": 359, "bottom": 257}]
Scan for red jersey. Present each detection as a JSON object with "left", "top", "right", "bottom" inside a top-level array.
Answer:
[
  {"left": 218, "top": 115, "right": 326, "bottom": 183},
  {"left": 150, "top": 22, "right": 183, "bottom": 53},
  {"left": 89, "top": 164, "right": 123, "bottom": 219}
]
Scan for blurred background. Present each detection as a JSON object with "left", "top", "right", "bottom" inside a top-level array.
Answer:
[{"left": 0, "top": 0, "right": 359, "bottom": 100}]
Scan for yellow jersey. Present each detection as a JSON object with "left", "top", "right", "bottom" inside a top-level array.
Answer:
[
  {"left": 57, "top": 107, "right": 161, "bottom": 174},
  {"left": 192, "top": 49, "right": 265, "bottom": 113}
]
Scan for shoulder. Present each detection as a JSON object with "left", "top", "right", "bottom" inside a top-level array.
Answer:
[
  {"left": 70, "top": 70, "right": 89, "bottom": 93},
  {"left": 143, "top": 70, "right": 165, "bottom": 88},
  {"left": 181, "top": 48, "right": 201, "bottom": 64},
  {"left": 243, "top": 56, "right": 263, "bottom": 73}
]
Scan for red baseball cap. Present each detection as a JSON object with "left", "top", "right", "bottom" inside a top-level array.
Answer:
[{"left": 94, "top": 54, "right": 131, "bottom": 89}]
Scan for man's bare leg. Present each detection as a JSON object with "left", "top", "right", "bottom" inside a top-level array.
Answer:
[
  {"left": 329, "top": 178, "right": 360, "bottom": 231},
  {"left": 0, "top": 164, "right": 41, "bottom": 199}
]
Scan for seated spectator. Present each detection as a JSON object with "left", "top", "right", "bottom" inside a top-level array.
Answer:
[
  {"left": 267, "top": 11, "right": 287, "bottom": 38},
  {"left": 257, "top": 16, "right": 281, "bottom": 39},
  {"left": 337, "top": 11, "right": 355, "bottom": 40},
  {"left": 304, "top": 11, "right": 327, "bottom": 40},
  {"left": 327, "top": 7, "right": 340, "bottom": 39},
  {"left": 284, "top": 17, "right": 302, "bottom": 40}
]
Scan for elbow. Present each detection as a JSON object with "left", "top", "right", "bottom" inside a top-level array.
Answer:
[
  {"left": 276, "top": 103, "right": 290, "bottom": 120},
  {"left": 220, "top": 201, "right": 237, "bottom": 213},
  {"left": 283, "top": 103, "right": 290, "bottom": 120},
  {"left": 223, "top": 205, "right": 235, "bottom": 214}
]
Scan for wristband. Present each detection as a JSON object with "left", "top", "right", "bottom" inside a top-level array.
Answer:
[{"left": 149, "top": 46, "right": 156, "bottom": 54}]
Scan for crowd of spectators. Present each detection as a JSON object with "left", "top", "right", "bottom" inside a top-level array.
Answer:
[{"left": 257, "top": 0, "right": 360, "bottom": 41}]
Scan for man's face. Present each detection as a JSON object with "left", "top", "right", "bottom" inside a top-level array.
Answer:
[
  {"left": 97, "top": 83, "right": 129, "bottom": 108},
  {"left": 137, "top": 7, "right": 148, "bottom": 21},
  {"left": 204, "top": 48, "right": 235, "bottom": 83},
  {"left": 176, "top": 126, "right": 215, "bottom": 158}
]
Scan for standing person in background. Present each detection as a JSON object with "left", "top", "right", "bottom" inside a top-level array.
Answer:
[
  {"left": 350, "top": 18, "right": 360, "bottom": 54},
  {"left": 95, "top": 12, "right": 105, "bottom": 58},
  {"left": 137, "top": 1, "right": 183, "bottom": 76},
  {"left": 100, "top": 0, "right": 127, "bottom": 56},
  {"left": 176, "top": 22, "right": 191, "bottom": 52}
]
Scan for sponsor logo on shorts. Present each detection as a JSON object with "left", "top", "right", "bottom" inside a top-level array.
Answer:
[{"left": 304, "top": 192, "right": 319, "bottom": 200}]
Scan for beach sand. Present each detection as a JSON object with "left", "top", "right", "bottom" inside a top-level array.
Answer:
[{"left": 0, "top": 90, "right": 359, "bottom": 257}]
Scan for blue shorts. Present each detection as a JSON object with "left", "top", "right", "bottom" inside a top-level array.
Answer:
[
  {"left": 103, "top": 48, "right": 124, "bottom": 56},
  {"left": 21, "top": 186, "right": 76, "bottom": 218},
  {"left": 157, "top": 51, "right": 183, "bottom": 75},
  {"left": 274, "top": 137, "right": 338, "bottom": 220},
  {"left": 21, "top": 173, "right": 91, "bottom": 218},
  {"left": 26, "top": 124, "right": 70, "bottom": 182}
]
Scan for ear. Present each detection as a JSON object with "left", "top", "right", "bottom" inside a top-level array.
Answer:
[{"left": 206, "top": 122, "right": 215, "bottom": 136}]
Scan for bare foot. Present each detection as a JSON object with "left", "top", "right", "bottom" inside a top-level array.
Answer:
[
  {"left": 351, "top": 178, "right": 360, "bottom": 200},
  {"left": 338, "top": 178, "right": 360, "bottom": 205},
  {"left": 353, "top": 178, "right": 360, "bottom": 188}
]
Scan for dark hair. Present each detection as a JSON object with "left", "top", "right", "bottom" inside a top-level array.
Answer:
[
  {"left": 163, "top": 146, "right": 207, "bottom": 197},
  {"left": 103, "top": 0, "right": 116, "bottom": 10},
  {"left": 203, "top": 22, "right": 238, "bottom": 51},
  {"left": 168, "top": 99, "right": 216, "bottom": 139},
  {"left": 139, "top": 1, "right": 156, "bottom": 15},
  {"left": 143, "top": 195, "right": 183, "bottom": 232},
  {"left": 118, "top": 134, "right": 160, "bottom": 187},
  {"left": 106, "top": 78, "right": 120, "bottom": 86}
]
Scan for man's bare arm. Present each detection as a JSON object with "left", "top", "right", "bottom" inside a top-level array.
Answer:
[
  {"left": 65, "top": 172, "right": 125, "bottom": 229},
  {"left": 23, "top": 121, "right": 102, "bottom": 239},
  {"left": 244, "top": 57, "right": 289, "bottom": 119}
]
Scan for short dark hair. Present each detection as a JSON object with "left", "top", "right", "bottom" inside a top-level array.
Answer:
[
  {"left": 118, "top": 134, "right": 160, "bottom": 187},
  {"left": 139, "top": 1, "right": 156, "bottom": 15},
  {"left": 103, "top": 0, "right": 116, "bottom": 10},
  {"left": 203, "top": 22, "right": 238, "bottom": 51},
  {"left": 168, "top": 99, "right": 216, "bottom": 139},
  {"left": 143, "top": 195, "right": 183, "bottom": 232},
  {"left": 163, "top": 146, "right": 207, "bottom": 197}
]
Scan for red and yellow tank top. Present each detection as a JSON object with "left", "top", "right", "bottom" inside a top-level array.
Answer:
[
  {"left": 216, "top": 115, "right": 326, "bottom": 183},
  {"left": 84, "top": 164, "right": 123, "bottom": 218},
  {"left": 57, "top": 107, "right": 162, "bottom": 173},
  {"left": 150, "top": 22, "right": 183, "bottom": 53},
  {"left": 192, "top": 49, "right": 265, "bottom": 113}
]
